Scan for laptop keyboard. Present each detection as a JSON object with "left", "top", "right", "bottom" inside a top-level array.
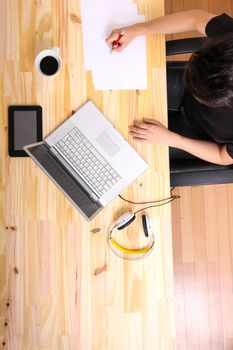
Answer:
[{"left": 55, "top": 127, "right": 121, "bottom": 196}]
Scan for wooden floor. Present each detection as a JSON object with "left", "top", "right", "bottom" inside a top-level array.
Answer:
[
  {"left": 166, "top": 0, "right": 233, "bottom": 349},
  {"left": 171, "top": 185, "right": 233, "bottom": 350}
]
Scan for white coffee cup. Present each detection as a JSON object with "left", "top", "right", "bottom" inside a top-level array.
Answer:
[{"left": 35, "top": 47, "right": 62, "bottom": 77}]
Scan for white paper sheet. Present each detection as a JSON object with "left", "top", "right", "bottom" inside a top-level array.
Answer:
[{"left": 80, "top": 0, "right": 147, "bottom": 90}]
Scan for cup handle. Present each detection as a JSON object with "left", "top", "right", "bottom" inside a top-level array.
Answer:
[{"left": 52, "top": 47, "right": 59, "bottom": 54}]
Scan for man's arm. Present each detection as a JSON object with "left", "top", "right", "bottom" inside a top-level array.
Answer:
[
  {"left": 129, "top": 119, "right": 233, "bottom": 166},
  {"left": 140, "top": 10, "right": 216, "bottom": 36},
  {"left": 106, "top": 10, "right": 216, "bottom": 51},
  {"left": 173, "top": 133, "right": 233, "bottom": 166}
]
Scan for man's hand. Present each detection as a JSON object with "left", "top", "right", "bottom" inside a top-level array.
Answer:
[
  {"left": 129, "top": 118, "right": 233, "bottom": 165},
  {"left": 129, "top": 118, "right": 176, "bottom": 145},
  {"left": 105, "top": 23, "right": 146, "bottom": 52}
]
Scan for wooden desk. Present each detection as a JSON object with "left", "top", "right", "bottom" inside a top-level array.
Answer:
[{"left": 0, "top": 0, "right": 176, "bottom": 349}]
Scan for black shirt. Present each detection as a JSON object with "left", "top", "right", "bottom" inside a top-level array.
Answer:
[{"left": 182, "top": 13, "right": 233, "bottom": 158}]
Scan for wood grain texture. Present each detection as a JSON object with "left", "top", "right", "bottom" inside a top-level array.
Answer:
[
  {"left": 172, "top": 185, "right": 233, "bottom": 350},
  {"left": 0, "top": 1, "right": 175, "bottom": 349},
  {"left": 166, "top": 1, "right": 233, "bottom": 349}
]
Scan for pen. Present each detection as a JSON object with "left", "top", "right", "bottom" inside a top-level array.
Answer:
[{"left": 112, "top": 31, "right": 125, "bottom": 49}]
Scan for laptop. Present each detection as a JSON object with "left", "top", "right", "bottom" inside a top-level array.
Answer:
[{"left": 24, "top": 101, "right": 148, "bottom": 220}]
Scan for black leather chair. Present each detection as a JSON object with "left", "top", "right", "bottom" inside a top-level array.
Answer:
[{"left": 166, "top": 37, "right": 233, "bottom": 187}]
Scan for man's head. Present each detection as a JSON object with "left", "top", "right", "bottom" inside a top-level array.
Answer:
[{"left": 184, "top": 34, "right": 233, "bottom": 108}]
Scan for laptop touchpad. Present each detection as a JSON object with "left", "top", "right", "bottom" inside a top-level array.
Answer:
[{"left": 96, "top": 130, "right": 122, "bottom": 157}]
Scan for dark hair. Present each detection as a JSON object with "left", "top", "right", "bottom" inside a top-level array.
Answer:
[{"left": 184, "top": 33, "right": 233, "bottom": 107}]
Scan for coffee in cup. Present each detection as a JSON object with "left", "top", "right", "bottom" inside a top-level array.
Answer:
[{"left": 35, "top": 47, "right": 62, "bottom": 77}]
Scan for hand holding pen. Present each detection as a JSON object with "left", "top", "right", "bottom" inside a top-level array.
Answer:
[{"left": 106, "top": 25, "right": 139, "bottom": 52}]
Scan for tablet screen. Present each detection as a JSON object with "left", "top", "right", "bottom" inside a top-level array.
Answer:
[
  {"left": 8, "top": 105, "right": 42, "bottom": 157},
  {"left": 14, "top": 111, "right": 38, "bottom": 150}
]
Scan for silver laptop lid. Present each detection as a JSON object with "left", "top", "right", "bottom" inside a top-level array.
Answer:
[{"left": 45, "top": 101, "right": 148, "bottom": 206}]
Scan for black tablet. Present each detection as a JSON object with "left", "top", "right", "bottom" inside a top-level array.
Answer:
[{"left": 8, "top": 106, "right": 42, "bottom": 157}]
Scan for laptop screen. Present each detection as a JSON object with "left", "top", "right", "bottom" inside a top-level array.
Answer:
[{"left": 24, "top": 142, "right": 102, "bottom": 220}]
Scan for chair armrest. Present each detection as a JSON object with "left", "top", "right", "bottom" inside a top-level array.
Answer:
[
  {"left": 166, "top": 37, "right": 209, "bottom": 56},
  {"left": 170, "top": 158, "right": 233, "bottom": 186},
  {"left": 170, "top": 168, "right": 233, "bottom": 186}
]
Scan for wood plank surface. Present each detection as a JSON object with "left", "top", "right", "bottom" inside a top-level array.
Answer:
[
  {"left": 0, "top": 1, "right": 175, "bottom": 349},
  {"left": 172, "top": 185, "right": 233, "bottom": 350},
  {"left": 166, "top": 1, "right": 233, "bottom": 349}
]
